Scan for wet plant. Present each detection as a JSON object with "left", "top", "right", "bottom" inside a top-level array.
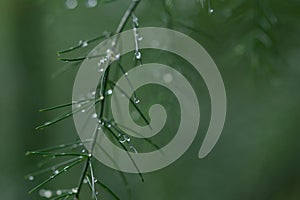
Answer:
[
  {"left": 26, "top": 0, "right": 145, "bottom": 199},
  {"left": 25, "top": 0, "right": 297, "bottom": 199}
]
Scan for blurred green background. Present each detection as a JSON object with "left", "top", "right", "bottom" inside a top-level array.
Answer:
[{"left": 0, "top": 0, "right": 300, "bottom": 199}]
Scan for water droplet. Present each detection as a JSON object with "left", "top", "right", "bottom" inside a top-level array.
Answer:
[
  {"left": 107, "top": 89, "right": 113, "bottom": 95},
  {"left": 65, "top": 0, "right": 78, "bottom": 9},
  {"left": 119, "top": 138, "right": 126, "bottom": 143},
  {"left": 94, "top": 179, "right": 98, "bottom": 183},
  {"left": 72, "top": 188, "right": 78, "bottom": 194},
  {"left": 76, "top": 103, "right": 82, "bottom": 108},
  {"left": 135, "top": 51, "right": 141, "bottom": 60},
  {"left": 98, "top": 67, "right": 104, "bottom": 72},
  {"left": 125, "top": 72, "right": 128, "bottom": 76},
  {"left": 107, "top": 124, "right": 112, "bottom": 128},
  {"left": 99, "top": 96, "right": 104, "bottom": 100},
  {"left": 54, "top": 170, "right": 59, "bottom": 175},
  {"left": 82, "top": 149, "right": 86, "bottom": 153},
  {"left": 132, "top": 16, "right": 139, "bottom": 27},
  {"left": 137, "top": 35, "right": 143, "bottom": 41},
  {"left": 81, "top": 109, "right": 86, "bottom": 113},
  {"left": 98, "top": 58, "right": 107, "bottom": 66},
  {"left": 88, "top": 153, "right": 92, "bottom": 157},
  {"left": 39, "top": 189, "right": 46, "bottom": 197},
  {"left": 86, "top": 0, "right": 97, "bottom": 8},
  {"left": 119, "top": 134, "right": 130, "bottom": 143},
  {"left": 56, "top": 190, "right": 62, "bottom": 195},
  {"left": 83, "top": 178, "right": 88, "bottom": 184},
  {"left": 209, "top": 9, "right": 214, "bottom": 14},
  {"left": 82, "top": 40, "right": 88, "bottom": 47},
  {"left": 91, "top": 113, "right": 97, "bottom": 119},
  {"left": 28, "top": 176, "right": 34, "bottom": 181},
  {"left": 98, "top": 120, "right": 104, "bottom": 126},
  {"left": 134, "top": 98, "right": 140, "bottom": 104},
  {"left": 44, "top": 190, "right": 52, "bottom": 198},
  {"left": 106, "top": 48, "right": 112, "bottom": 55},
  {"left": 115, "top": 53, "right": 120, "bottom": 60}
]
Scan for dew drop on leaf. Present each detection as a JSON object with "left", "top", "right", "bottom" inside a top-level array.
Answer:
[
  {"left": 86, "top": 0, "right": 98, "bottom": 8},
  {"left": 76, "top": 103, "right": 82, "bottom": 108},
  {"left": 135, "top": 51, "right": 141, "bottom": 60},
  {"left": 65, "top": 0, "right": 78, "bottom": 9},
  {"left": 44, "top": 190, "right": 52, "bottom": 198},
  {"left": 98, "top": 67, "right": 104, "bottom": 72},
  {"left": 72, "top": 188, "right": 78, "bottom": 194},
  {"left": 56, "top": 190, "right": 62, "bottom": 195},
  {"left": 81, "top": 41, "right": 88, "bottom": 47},
  {"left": 137, "top": 35, "right": 143, "bottom": 41},
  {"left": 107, "top": 89, "right": 113, "bottom": 95},
  {"left": 134, "top": 97, "right": 140, "bottom": 104}
]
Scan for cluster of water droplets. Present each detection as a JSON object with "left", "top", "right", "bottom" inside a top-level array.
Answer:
[
  {"left": 78, "top": 40, "right": 88, "bottom": 48},
  {"left": 83, "top": 176, "right": 100, "bottom": 198},
  {"left": 132, "top": 14, "right": 143, "bottom": 60},
  {"left": 94, "top": 119, "right": 138, "bottom": 153},
  {"left": 39, "top": 188, "right": 78, "bottom": 199},
  {"left": 97, "top": 48, "right": 120, "bottom": 73},
  {"left": 72, "top": 88, "right": 110, "bottom": 115},
  {"left": 118, "top": 133, "right": 138, "bottom": 153},
  {"left": 65, "top": 0, "right": 98, "bottom": 9},
  {"left": 72, "top": 97, "right": 93, "bottom": 114}
]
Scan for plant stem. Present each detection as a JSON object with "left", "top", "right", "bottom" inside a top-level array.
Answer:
[{"left": 75, "top": 0, "right": 141, "bottom": 198}]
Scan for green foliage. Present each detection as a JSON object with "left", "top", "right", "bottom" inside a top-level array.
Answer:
[{"left": 23, "top": 0, "right": 300, "bottom": 199}]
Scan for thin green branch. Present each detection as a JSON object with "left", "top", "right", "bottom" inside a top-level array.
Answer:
[
  {"left": 108, "top": 80, "right": 152, "bottom": 129},
  {"left": 28, "top": 157, "right": 85, "bottom": 194},
  {"left": 75, "top": 1, "right": 142, "bottom": 198},
  {"left": 87, "top": 175, "right": 121, "bottom": 200},
  {"left": 59, "top": 54, "right": 106, "bottom": 63},
  {"left": 26, "top": 152, "right": 89, "bottom": 158},
  {"left": 103, "top": 122, "right": 144, "bottom": 182},
  {"left": 57, "top": 32, "right": 110, "bottom": 55},
  {"left": 25, "top": 157, "right": 81, "bottom": 179}
]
